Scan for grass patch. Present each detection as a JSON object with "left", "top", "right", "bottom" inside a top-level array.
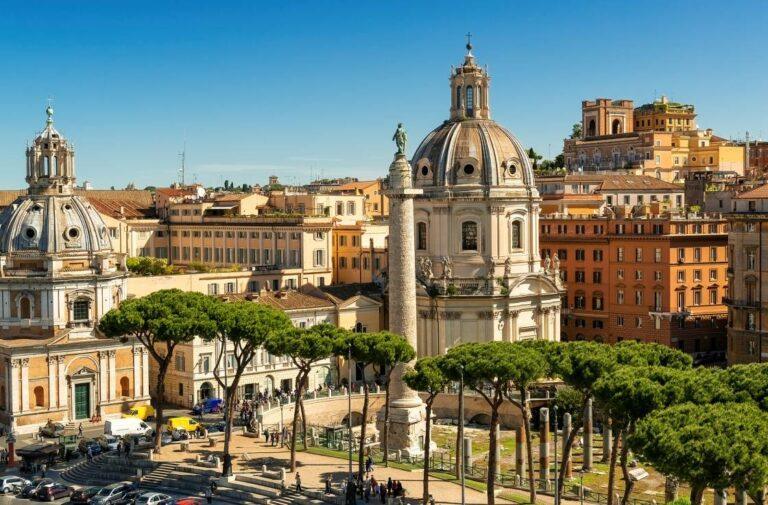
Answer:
[{"left": 307, "top": 446, "right": 353, "bottom": 460}]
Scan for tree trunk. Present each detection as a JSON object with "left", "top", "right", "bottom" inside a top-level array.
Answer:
[
  {"left": 619, "top": 432, "right": 634, "bottom": 505},
  {"left": 557, "top": 419, "right": 579, "bottom": 497},
  {"left": 358, "top": 381, "right": 369, "bottom": 478},
  {"left": 606, "top": 428, "right": 622, "bottom": 505},
  {"left": 289, "top": 370, "right": 305, "bottom": 471},
  {"left": 690, "top": 484, "right": 706, "bottom": 505},
  {"left": 487, "top": 404, "right": 500, "bottom": 505},
  {"left": 422, "top": 400, "right": 433, "bottom": 504},
  {"left": 382, "top": 375, "right": 391, "bottom": 466},
  {"left": 455, "top": 383, "right": 464, "bottom": 479},
  {"left": 521, "top": 390, "right": 537, "bottom": 504},
  {"left": 222, "top": 372, "right": 243, "bottom": 477},
  {"left": 153, "top": 359, "right": 171, "bottom": 453},
  {"left": 299, "top": 395, "right": 308, "bottom": 450}
]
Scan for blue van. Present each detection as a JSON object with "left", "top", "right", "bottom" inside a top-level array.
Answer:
[{"left": 193, "top": 398, "right": 223, "bottom": 415}]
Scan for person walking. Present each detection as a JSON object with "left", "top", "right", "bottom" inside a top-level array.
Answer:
[
  {"left": 78, "top": 423, "right": 83, "bottom": 438},
  {"left": 205, "top": 487, "right": 212, "bottom": 504},
  {"left": 325, "top": 478, "right": 332, "bottom": 494},
  {"left": 386, "top": 477, "right": 393, "bottom": 496},
  {"left": 86, "top": 445, "right": 93, "bottom": 463},
  {"left": 295, "top": 472, "right": 302, "bottom": 493}
]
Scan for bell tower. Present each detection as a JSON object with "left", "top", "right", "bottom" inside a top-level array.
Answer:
[
  {"left": 449, "top": 35, "right": 491, "bottom": 120},
  {"left": 26, "top": 105, "right": 76, "bottom": 195}
]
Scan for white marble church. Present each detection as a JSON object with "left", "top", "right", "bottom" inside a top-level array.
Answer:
[{"left": 411, "top": 43, "right": 564, "bottom": 355}]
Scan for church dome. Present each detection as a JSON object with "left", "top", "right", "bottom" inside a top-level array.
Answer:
[
  {"left": 0, "top": 107, "right": 113, "bottom": 256},
  {"left": 411, "top": 44, "right": 535, "bottom": 194},
  {"left": 0, "top": 194, "right": 113, "bottom": 255}
]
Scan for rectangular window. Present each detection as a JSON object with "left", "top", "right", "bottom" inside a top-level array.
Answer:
[
  {"left": 654, "top": 248, "right": 662, "bottom": 263},
  {"left": 693, "top": 270, "right": 701, "bottom": 282},
  {"left": 709, "top": 269, "right": 717, "bottom": 281},
  {"left": 575, "top": 270, "right": 585, "bottom": 283},
  {"left": 677, "top": 270, "right": 685, "bottom": 282},
  {"left": 576, "top": 249, "right": 585, "bottom": 261},
  {"left": 201, "top": 355, "right": 211, "bottom": 374},
  {"left": 225, "top": 282, "right": 235, "bottom": 294},
  {"left": 593, "top": 249, "right": 603, "bottom": 261},
  {"left": 314, "top": 249, "right": 325, "bottom": 267},
  {"left": 462, "top": 222, "right": 478, "bottom": 250},
  {"left": 693, "top": 248, "right": 701, "bottom": 262},
  {"left": 207, "top": 283, "right": 219, "bottom": 295},
  {"left": 179, "top": 383, "right": 184, "bottom": 397},
  {"left": 693, "top": 290, "right": 702, "bottom": 306},
  {"left": 593, "top": 271, "right": 602, "bottom": 284},
  {"left": 710, "top": 247, "right": 717, "bottom": 262},
  {"left": 617, "top": 247, "right": 624, "bottom": 262},
  {"left": 709, "top": 289, "right": 718, "bottom": 305},
  {"left": 635, "top": 248, "right": 643, "bottom": 262},
  {"left": 73, "top": 300, "right": 89, "bottom": 321}
]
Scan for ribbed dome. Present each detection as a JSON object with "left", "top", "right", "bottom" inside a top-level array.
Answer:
[
  {"left": 0, "top": 194, "right": 113, "bottom": 255},
  {"left": 411, "top": 118, "right": 535, "bottom": 191}
]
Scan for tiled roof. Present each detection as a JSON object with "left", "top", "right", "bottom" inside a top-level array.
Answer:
[
  {"left": 0, "top": 189, "right": 154, "bottom": 210},
  {"left": 320, "top": 282, "right": 382, "bottom": 301},
  {"left": 87, "top": 197, "right": 156, "bottom": 219},
  {"left": 336, "top": 180, "right": 379, "bottom": 191},
  {"left": 214, "top": 193, "right": 253, "bottom": 202},
  {"left": 223, "top": 291, "right": 335, "bottom": 311},
  {"left": 581, "top": 175, "right": 682, "bottom": 191},
  {"left": 736, "top": 184, "right": 768, "bottom": 199}
]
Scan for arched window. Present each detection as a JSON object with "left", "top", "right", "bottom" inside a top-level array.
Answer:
[
  {"left": 587, "top": 119, "right": 596, "bottom": 137},
  {"left": 511, "top": 221, "right": 522, "bottom": 249},
  {"left": 466, "top": 86, "right": 474, "bottom": 114},
  {"left": 120, "top": 377, "right": 130, "bottom": 397},
  {"left": 34, "top": 386, "right": 44, "bottom": 407},
  {"left": 462, "top": 221, "right": 478, "bottom": 251},
  {"left": 53, "top": 156, "right": 59, "bottom": 175},
  {"left": 43, "top": 157, "right": 50, "bottom": 176},
  {"left": 456, "top": 86, "right": 462, "bottom": 108},
  {"left": 417, "top": 222, "right": 427, "bottom": 250},
  {"left": 612, "top": 119, "right": 622, "bottom": 135},
  {"left": 73, "top": 299, "right": 90, "bottom": 321},
  {"left": 19, "top": 297, "right": 31, "bottom": 319}
]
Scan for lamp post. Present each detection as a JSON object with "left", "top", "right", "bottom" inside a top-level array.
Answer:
[
  {"left": 279, "top": 403, "right": 284, "bottom": 447},
  {"left": 459, "top": 366, "right": 465, "bottom": 505},
  {"left": 579, "top": 469, "right": 585, "bottom": 505},
  {"left": 347, "top": 341, "right": 353, "bottom": 482},
  {"left": 553, "top": 405, "right": 559, "bottom": 505}
]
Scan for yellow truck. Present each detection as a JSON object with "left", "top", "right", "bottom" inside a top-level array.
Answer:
[
  {"left": 122, "top": 405, "right": 155, "bottom": 421},
  {"left": 167, "top": 416, "right": 200, "bottom": 433}
]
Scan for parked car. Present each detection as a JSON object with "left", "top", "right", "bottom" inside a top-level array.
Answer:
[
  {"left": 122, "top": 404, "right": 156, "bottom": 421},
  {"left": 0, "top": 475, "right": 30, "bottom": 493},
  {"left": 204, "top": 421, "right": 226, "bottom": 433},
  {"left": 70, "top": 486, "right": 102, "bottom": 504},
  {"left": 135, "top": 492, "right": 173, "bottom": 505},
  {"left": 89, "top": 481, "right": 134, "bottom": 504},
  {"left": 78, "top": 438, "right": 104, "bottom": 456},
  {"left": 192, "top": 398, "right": 223, "bottom": 415},
  {"left": 105, "top": 418, "right": 154, "bottom": 439},
  {"left": 100, "top": 435, "right": 121, "bottom": 452},
  {"left": 167, "top": 417, "right": 200, "bottom": 433},
  {"left": 172, "top": 498, "right": 205, "bottom": 505},
  {"left": 113, "top": 488, "right": 143, "bottom": 505},
  {"left": 19, "top": 478, "right": 53, "bottom": 499},
  {"left": 39, "top": 421, "right": 65, "bottom": 438},
  {"left": 38, "top": 483, "right": 74, "bottom": 502}
]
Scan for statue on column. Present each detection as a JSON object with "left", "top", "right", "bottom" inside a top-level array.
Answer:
[{"left": 393, "top": 123, "right": 408, "bottom": 155}]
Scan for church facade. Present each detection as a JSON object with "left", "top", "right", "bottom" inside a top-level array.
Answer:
[
  {"left": 411, "top": 44, "right": 563, "bottom": 355},
  {"left": 0, "top": 108, "right": 150, "bottom": 433}
]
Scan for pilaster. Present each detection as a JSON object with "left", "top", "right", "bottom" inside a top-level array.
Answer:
[
  {"left": 47, "top": 356, "right": 58, "bottom": 409},
  {"left": 107, "top": 350, "right": 116, "bottom": 400},
  {"left": 132, "top": 347, "right": 141, "bottom": 398},
  {"left": 98, "top": 351, "right": 108, "bottom": 402},
  {"left": 57, "top": 356, "right": 67, "bottom": 408},
  {"left": 20, "top": 358, "right": 29, "bottom": 412},
  {"left": 141, "top": 349, "right": 149, "bottom": 397}
]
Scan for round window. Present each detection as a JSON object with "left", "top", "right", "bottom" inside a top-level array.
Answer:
[
  {"left": 63, "top": 203, "right": 73, "bottom": 211},
  {"left": 463, "top": 164, "right": 475, "bottom": 175},
  {"left": 31, "top": 204, "right": 42, "bottom": 212},
  {"left": 24, "top": 227, "right": 37, "bottom": 240},
  {"left": 508, "top": 165, "right": 517, "bottom": 175},
  {"left": 421, "top": 166, "right": 429, "bottom": 176},
  {"left": 67, "top": 227, "right": 80, "bottom": 240}
]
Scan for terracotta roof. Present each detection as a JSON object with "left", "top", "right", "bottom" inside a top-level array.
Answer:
[
  {"left": 0, "top": 190, "right": 26, "bottom": 207},
  {"left": 87, "top": 197, "right": 156, "bottom": 219},
  {"left": 0, "top": 189, "right": 154, "bottom": 210},
  {"left": 223, "top": 291, "right": 335, "bottom": 311},
  {"left": 596, "top": 175, "right": 682, "bottom": 191},
  {"left": 336, "top": 180, "right": 379, "bottom": 191},
  {"left": 214, "top": 193, "right": 254, "bottom": 202},
  {"left": 156, "top": 186, "right": 200, "bottom": 197},
  {"left": 542, "top": 194, "right": 604, "bottom": 201},
  {"left": 736, "top": 184, "right": 768, "bottom": 199},
  {"left": 320, "top": 283, "right": 382, "bottom": 301}
]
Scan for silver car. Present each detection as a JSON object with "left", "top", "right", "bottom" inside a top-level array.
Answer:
[
  {"left": 0, "top": 476, "right": 30, "bottom": 493},
  {"left": 135, "top": 492, "right": 173, "bottom": 505}
]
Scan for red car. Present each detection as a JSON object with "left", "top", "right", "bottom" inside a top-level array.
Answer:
[
  {"left": 38, "top": 483, "right": 74, "bottom": 502},
  {"left": 173, "top": 498, "right": 206, "bottom": 505}
]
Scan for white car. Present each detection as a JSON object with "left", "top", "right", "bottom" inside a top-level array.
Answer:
[
  {"left": 0, "top": 476, "right": 30, "bottom": 493},
  {"left": 135, "top": 492, "right": 173, "bottom": 505},
  {"left": 102, "top": 434, "right": 120, "bottom": 451}
]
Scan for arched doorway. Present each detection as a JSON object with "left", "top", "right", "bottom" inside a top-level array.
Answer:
[
  {"left": 612, "top": 119, "right": 622, "bottom": 134},
  {"left": 199, "top": 382, "right": 213, "bottom": 401},
  {"left": 342, "top": 411, "right": 364, "bottom": 427},
  {"left": 587, "top": 119, "right": 596, "bottom": 137}
]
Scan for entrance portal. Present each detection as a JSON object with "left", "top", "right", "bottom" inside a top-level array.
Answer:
[{"left": 74, "top": 383, "right": 90, "bottom": 420}]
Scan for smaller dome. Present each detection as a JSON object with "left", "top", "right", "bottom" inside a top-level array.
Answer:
[
  {"left": 0, "top": 194, "right": 113, "bottom": 255},
  {"left": 412, "top": 119, "right": 535, "bottom": 191}
]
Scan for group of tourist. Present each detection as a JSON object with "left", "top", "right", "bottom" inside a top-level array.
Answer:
[
  {"left": 338, "top": 472, "right": 406, "bottom": 504},
  {"left": 262, "top": 425, "right": 289, "bottom": 447}
]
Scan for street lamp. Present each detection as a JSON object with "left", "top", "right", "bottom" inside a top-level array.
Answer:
[
  {"left": 459, "top": 365, "right": 465, "bottom": 505},
  {"left": 280, "top": 403, "right": 284, "bottom": 447},
  {"left": 553, "top": 405, "right": 559, "bottom": 505},
  {"left": 347, "top": 341, "right": 353, "bottom": 482}
]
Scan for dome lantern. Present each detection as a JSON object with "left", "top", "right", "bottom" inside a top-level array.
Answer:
[
  {"left": 26, "top": 106, "right": 76, "bottom": 196},
  {"left": 450, "top": 38, "right": 490, "bottom": 121}
]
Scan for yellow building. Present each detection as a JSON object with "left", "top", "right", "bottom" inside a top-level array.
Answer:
[
  {"left": 332, "top": 222, "right": 388, "bottom": 285},
  {"left": 334, "top": 179, "right": 389, "bottom": 218}
]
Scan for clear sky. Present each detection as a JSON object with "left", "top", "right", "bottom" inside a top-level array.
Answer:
[{"left": 0, "top": 1, "right": 766, "bottom": 189}]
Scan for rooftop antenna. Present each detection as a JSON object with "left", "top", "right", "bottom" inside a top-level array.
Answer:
[{"left": 178, "top": 139, "right": 186, "bottom": 186}]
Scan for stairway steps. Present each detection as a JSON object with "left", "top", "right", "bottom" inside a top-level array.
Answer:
[
  {"left": 216, "top": 487, "right": 273, "bottom": 504},
  {"left": 237, "top": 473, "right": 285, "bottom": 490},
  {"left": 220, "top": 479, "right": 281, "bottom": 498}
]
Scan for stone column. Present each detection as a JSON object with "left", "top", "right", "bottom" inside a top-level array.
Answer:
[
  {"left": 376, "top": 151, "right": 425, "bottom": 457},
  {"left": 463, "top": 437, "right": 472, "bottom": 473},
  {"left": 132, "top": 348, "right": 141, "bottom": 398},
  {"left": 108, "top": 350, "right": 117, "bottom": 401},
  {"left": 47, "top": 356, "right": 57, "bottom": 409},
  {"left": 20, "top": 358, "right": 29, "bottom": 412},
  {"left": 602, "top": 417, "right": 613, "bottom": 463},
  {"left": 515, "top": 426, "right": 526, "bottom": 478},
  {"left": 98, "top": 352, "right": 108, "bottom": 402},
  {"left": 583, "top": 398, "right": 593, "bottom": 470},
  {"left": 141, "top": 350, "right": 150, "bottom": 397},
  {"left": 57, "top": 357, "right": 67, "bottom": 409},
  {"left": 562, "top": 412, "right": 573, "bottom": 478},
  {"left": 8, "top": 359, "right": 19, "bottom": 414},
  {"left": 539, "top": 407, "right": 550, "bottom": 486}
]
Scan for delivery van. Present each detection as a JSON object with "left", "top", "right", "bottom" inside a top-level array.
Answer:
[
  {"left": 122, "top": 405, "right": 155, "bottom": 421},
  {"left": 167, "top": 417, "right": 199, "bottom": 433},
  {"left": 104, "top": 418, "right": 154, "bottom": 438}
]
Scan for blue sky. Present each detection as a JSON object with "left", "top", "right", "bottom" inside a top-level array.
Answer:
[{"left": 0, "top": 1, "right": 766, "bottom": 189}]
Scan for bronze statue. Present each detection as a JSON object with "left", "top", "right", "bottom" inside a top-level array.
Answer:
[{"left": 393, "top": 123, "right": 407, "bottom": 155}]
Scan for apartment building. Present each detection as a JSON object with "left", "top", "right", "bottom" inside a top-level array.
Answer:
[
  {"left": 334, "top": 179, "right": 389, "bottom": 218},
  {"left": 267, "top": 191, "right": 367, "bottom": 225},
  {"left": 333, "top": 222, "right": 388, "bottom": 284},
  {"left": 541, "top": 208, "right": 728, "bottom": 363},
  {"left": 726, "top": 185, "right": 768, "bottom": 364}
]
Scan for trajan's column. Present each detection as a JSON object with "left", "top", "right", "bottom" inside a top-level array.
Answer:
[{"left": 377, "top": 123, "right": 426, "bottom": 456}]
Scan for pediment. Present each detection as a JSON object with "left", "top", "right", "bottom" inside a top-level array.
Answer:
[{"left": 507, "top": 273, "right": 561, "bottom": 297}]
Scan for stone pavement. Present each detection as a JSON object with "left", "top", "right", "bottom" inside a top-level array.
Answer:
[{"left": 150, "top": 430, "right": 584, "bottom": 505}]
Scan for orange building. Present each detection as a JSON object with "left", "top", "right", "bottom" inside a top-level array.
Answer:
[{"left": 541, "top": 209, "right": 728, "bottom": 363}]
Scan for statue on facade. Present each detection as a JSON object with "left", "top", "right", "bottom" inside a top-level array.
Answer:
[
  {"left": 504, "top": 257, "right": 512, "bottom": 278},
  {"left": 486, "top": 256, "right": 495, "bottom": 278},
  {"left": 441, "top": 256, "right": 453, "bottom": 279},
  {"left": 552, "top": 252, "right": 560, "bottom": 274},
  {"left": 418, "top": 256, "right": 433, "bottom": 281},
  {"left": 543, "top": 254, "right": 551, "bottom": 273},
  {"left": 393, "top": 123, "right": 408, "bottom": 155}
]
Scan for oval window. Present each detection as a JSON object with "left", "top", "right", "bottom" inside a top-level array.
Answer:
[
  {"left": 24, "top": 227, "right": 37, "bottom": 240},
  {"left": 421, "top": 166, "right": 429, "bottom": 176},
  {"left": 463, "top": 164, "right": 475, "bottom": 175},
  {"left": 67, "top": 227, "right": 80, "bottom": 239},
  {"left": 508, "top": 165, "right": 517, "bottom": 175},
  {"left": 63, "top": 203, "right": 73, "bottom": 211}
]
